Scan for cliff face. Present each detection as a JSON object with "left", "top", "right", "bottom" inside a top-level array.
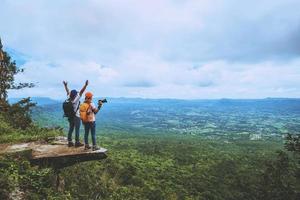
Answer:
[
  {"left": 0, "top": 136, "right": 107, "bottom": 169},
  {"left": 0, "top": 137, "right": 108, "bottom": 195}
]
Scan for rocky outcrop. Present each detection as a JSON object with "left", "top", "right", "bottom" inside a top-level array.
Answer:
[{"left": 0, "top": 136, "right": 107, "bottom": 169}]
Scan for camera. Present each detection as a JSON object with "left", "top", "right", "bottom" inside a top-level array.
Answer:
[{"left": 98, "top": 98, "right": 108, "bottom": 104}]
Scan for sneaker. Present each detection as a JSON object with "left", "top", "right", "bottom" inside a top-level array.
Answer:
[
  {"left": 84, "top": 144, "right": 91, "bottom": 150},
  {"left": 92, "top": 146, "right": 100, "bottom": 151},
  {"left": 75, "top": 142, "right": 84, "bottom": 147},
  {"left": 68, "top": 141, "right": 74, "bottom": 147}
]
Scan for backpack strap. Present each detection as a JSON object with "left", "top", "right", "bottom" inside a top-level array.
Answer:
[
  {"left": 84, "top": 101, "right": 91, "bottom": 113},
  {"left": 75, "top": 101, "right": 80, "bottom": 112}
]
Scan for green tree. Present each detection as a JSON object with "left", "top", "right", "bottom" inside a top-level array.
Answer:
[
  {"left": 0, "top": 38, "right": 35, "bottom": 129},
  {"left": 0, "top": 37, "right": 34, "bottom": 102},
  {"left": 260, "top": 151, "right": 299, "bottom": 200},
  {"left": 285, "top": 133, "right": 300, "bottom": 156},
  {"left": 6, "top": 97, "right": 36, "bottom": 129}
]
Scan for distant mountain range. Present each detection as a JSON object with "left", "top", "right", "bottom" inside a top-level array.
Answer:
[
  {"left": 8, "top": 97, "right": 60, "bottom": 106},
  {"left": 8, "top": 96, "right": 300, "bottom": 106},
  {"left": 29, "top": 96, "right": 300, "bottom": 141}
]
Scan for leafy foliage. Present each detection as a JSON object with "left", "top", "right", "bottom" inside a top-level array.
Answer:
[
  {"left": 0, "top": 98, "right": 61, "bottom": 143},
  {"left": 0, "top": 156, "right": 71, "bottom": 199},
  {"left": 3, "top": 97, "right": 36, "bottom": 129},
  {"left": 56, "top": 133, "right": 299, "bottom": 200},
  {"left": 1, "top": 120, "right": 299, "bottom": 199},
  {"left": 285, "top": 133, "right": 300, "bottom": 155},
  {"left": 0, "top": 38, "right": 36, "bottom": 130},
  {"left": 0, "top": 38, "right": 34, "bottom": 101}
]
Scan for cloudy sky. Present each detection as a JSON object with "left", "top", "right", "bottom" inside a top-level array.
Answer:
[{"left": 1, "top": 0, "right": 300, "bottom": 99}]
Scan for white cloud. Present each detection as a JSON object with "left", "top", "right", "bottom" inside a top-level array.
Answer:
[
  {"left": 1, "top": 0, "right": 300, "bottom": 99},
  {"left": 8, "top": 53, "right": 300, "bottom": 99}
]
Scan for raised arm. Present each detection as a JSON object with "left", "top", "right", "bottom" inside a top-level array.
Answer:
[
  {"left": 63, "top": 81, "right": 70, "bottom": 96},
  {"left": 79, "top": 80, "right": 89, "bottom": 96}
]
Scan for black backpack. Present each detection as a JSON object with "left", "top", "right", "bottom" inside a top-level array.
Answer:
[{"left": 63, "top": 99, "right": 79, "bottom": 118}]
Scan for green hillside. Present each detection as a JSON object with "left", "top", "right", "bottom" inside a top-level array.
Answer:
[{"left": 1, "top": 123, "right": 299, "bottom": 199}]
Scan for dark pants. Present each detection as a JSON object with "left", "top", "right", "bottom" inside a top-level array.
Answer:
[
  {"left": 68, "top": 116, "right": 81, "bottom": 143},
  {"left": 84, "top": 121, "right": 96, "bottom": 146}
]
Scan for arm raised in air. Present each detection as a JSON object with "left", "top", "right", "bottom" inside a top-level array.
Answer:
[{"left": 79, "top": 80, "right": 89, "bottom": 96}]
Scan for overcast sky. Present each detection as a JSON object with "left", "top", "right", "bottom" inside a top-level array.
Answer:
[{"left": 1, "top": 0, "right": 300, "bottom": 99}]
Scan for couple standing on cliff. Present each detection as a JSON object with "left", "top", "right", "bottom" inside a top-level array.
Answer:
[{"left": 63, "top": 80, "right": 103, "bottom": 151}]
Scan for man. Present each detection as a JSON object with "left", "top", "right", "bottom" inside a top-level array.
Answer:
[{"left": 63, "top": 80, "right": 88, "bottom": 147}]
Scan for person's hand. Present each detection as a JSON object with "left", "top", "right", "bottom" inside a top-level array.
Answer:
[
  {"left": 63, "top": 81, "right": 68, "bottom": 86},
  {"left": 97, "top": 101, "right": 103, "bottom": 110},
  {"left": 85, "top": 80, "right": 89, "bottom": 86}
]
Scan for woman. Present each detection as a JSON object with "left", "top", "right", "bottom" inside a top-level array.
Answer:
[{"left": 80, "top": 92, "right": 103, "bottom": 151}]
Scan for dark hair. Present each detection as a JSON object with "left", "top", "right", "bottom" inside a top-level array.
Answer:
[{"left": 70, "top": 90, "right": 78, "bottom": 99}]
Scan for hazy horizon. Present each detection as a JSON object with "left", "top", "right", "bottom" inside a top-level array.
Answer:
[{"left": 8, "top": 96, "right": 300, "bottom": 102}]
